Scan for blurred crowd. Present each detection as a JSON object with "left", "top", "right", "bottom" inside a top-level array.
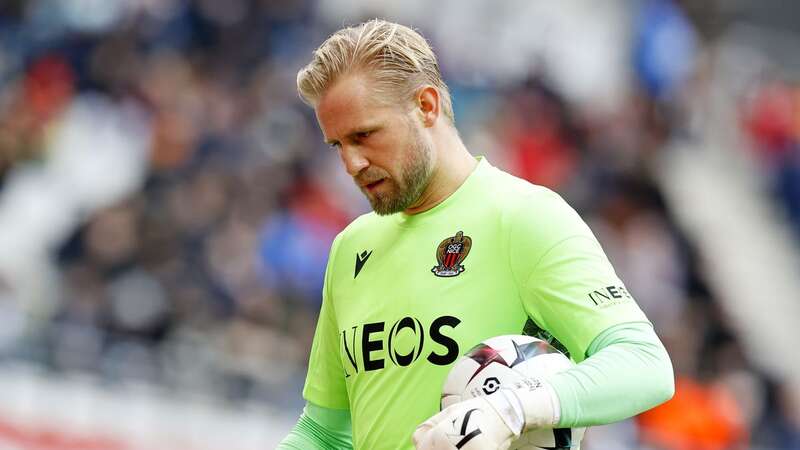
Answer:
[
  {"left": 0, "top": 0, "right": 798, "bottom": 449},
  {"left": 741, "top": 79, "right": 800, "bottom": 241}
]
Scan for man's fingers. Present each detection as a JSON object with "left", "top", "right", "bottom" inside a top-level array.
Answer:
[
  {"left": 413, "top": 421, "right": 457, "bottom": 450},
  {"left": 418, "top": 408, "right": 450, "bottom": 429},
  {"left": 412, "top": 422, "right": 432, "bottom": 448}
]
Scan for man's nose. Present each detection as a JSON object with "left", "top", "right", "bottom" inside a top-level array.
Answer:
[{"left": 340, "top": 145, "right": 369, "bottom": 177}]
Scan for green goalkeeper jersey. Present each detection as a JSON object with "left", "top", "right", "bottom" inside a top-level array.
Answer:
[{"left": 303, "top": 157, "right": 649, "bottom": 450}]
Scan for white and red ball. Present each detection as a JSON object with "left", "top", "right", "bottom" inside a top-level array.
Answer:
[{"left": 441, "top": 335, "right": 585, "bottom": 450}]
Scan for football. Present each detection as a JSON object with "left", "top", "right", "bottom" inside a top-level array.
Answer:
[{"left": 441, "top": 335, "right": 586, "bottom": 450}]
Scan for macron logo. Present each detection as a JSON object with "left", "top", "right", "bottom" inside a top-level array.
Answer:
[{"left": 354, "top": 250, "right": 373, "bottom": 279}]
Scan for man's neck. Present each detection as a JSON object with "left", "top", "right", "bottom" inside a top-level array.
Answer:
[{"left": 403, "top": 132, "right": 477, "bottom": 215}]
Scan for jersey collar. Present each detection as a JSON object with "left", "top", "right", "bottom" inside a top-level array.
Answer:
[{"left": 393, "top": 156, "right": 490, "bottom": 227}]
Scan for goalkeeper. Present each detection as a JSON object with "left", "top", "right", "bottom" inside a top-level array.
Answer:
[{"left": 278, "top": 19, "right": 674, "bottom": 450}]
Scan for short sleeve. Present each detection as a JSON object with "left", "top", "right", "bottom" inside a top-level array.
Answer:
[
  {"left": 302, "top": 235, "right": 350, "bottom": 409},
  {"left": 510, "top": 189, "right": 649, "bottom": 362}
]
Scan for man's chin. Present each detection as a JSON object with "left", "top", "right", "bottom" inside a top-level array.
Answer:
[
  {"left": 362, "top": 179, "right": 424, "bottom": 215},
  {"left": 367, "top": 194, "right": 407, "bottom": 216},
  {"left": 370, "top": 200, "right": 401, "bottom": 216},
  {"left": 362, "top": 184, "right": 399, "bottom": 215}
]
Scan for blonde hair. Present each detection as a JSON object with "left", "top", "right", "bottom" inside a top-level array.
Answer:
[{"left": 297, "top": 19, "right": 454, "bottom": 123}]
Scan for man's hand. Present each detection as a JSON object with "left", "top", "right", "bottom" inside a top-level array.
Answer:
[{"left": 412, "top": 391, "right": 524, "bottom": 450}]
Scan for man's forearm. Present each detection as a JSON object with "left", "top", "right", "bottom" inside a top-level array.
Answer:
[
  {"left": 547, "top": 321, "right": 675, "bottom": 428},
  {"left": 277, "top": 402, "right": 353, "bottom": 450}
]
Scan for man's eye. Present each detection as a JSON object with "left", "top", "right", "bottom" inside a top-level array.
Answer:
[
  {"left": 356, "top": 131, "right": 372, "bottom": 139},
  {"left": 329, "top": 142, "right": 341, "bottom": 149}
]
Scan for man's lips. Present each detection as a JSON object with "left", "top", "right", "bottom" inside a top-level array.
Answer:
[{"left": 362, "top": 179, "right": 385, "bottom": 191}]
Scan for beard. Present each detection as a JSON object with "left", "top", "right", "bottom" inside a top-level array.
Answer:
[{"left": 357, "top": 126, "right": 434, "bottom": 216}]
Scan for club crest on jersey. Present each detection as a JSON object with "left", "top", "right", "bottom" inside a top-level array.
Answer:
[{"left": 432, "top": 231, "right": 472, "bottom": 277}]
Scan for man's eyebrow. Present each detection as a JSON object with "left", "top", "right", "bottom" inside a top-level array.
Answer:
[{"left": 324, "top": 125, "right": 380, "bottom": 145}]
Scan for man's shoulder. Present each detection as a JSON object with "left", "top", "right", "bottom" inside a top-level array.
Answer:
[
  {"left": 482, "top": 163, "right": 566, "bottom": 211},
  {"left": 339, "top": 210, "right": 387, "bottom": 236},
  {"left": 481, "top": 165, "right": 588, "bottom": 242},
  {"left": 330, "top": 211, "right": 390, "bottom": 251}
]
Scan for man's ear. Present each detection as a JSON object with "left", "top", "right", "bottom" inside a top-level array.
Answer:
[{"left": 416, "top": 85, "right": 440, "bottom": 128}]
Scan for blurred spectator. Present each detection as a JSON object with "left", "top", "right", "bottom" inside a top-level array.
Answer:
[{"left": 637, "top": 375, "right": 749, "bottom": 450}]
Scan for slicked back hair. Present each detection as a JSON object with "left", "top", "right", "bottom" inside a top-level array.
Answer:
[{"left": 297, "top": 19, "right": 454, "bottom": 124}]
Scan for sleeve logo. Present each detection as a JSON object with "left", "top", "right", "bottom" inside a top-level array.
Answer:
[
  {"left": 432, "top": 231, "right": 472, "bottom": 278},
  {"left": 587, "top": 285, "right": 633, "bottom": 307}
]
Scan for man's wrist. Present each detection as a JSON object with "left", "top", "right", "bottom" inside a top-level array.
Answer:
[
  {"left": 507, "top": 378, "right": 561, "bottom": 431},
  {"left": 483, "top": 388, "right": 525, "bottom": 436}
]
